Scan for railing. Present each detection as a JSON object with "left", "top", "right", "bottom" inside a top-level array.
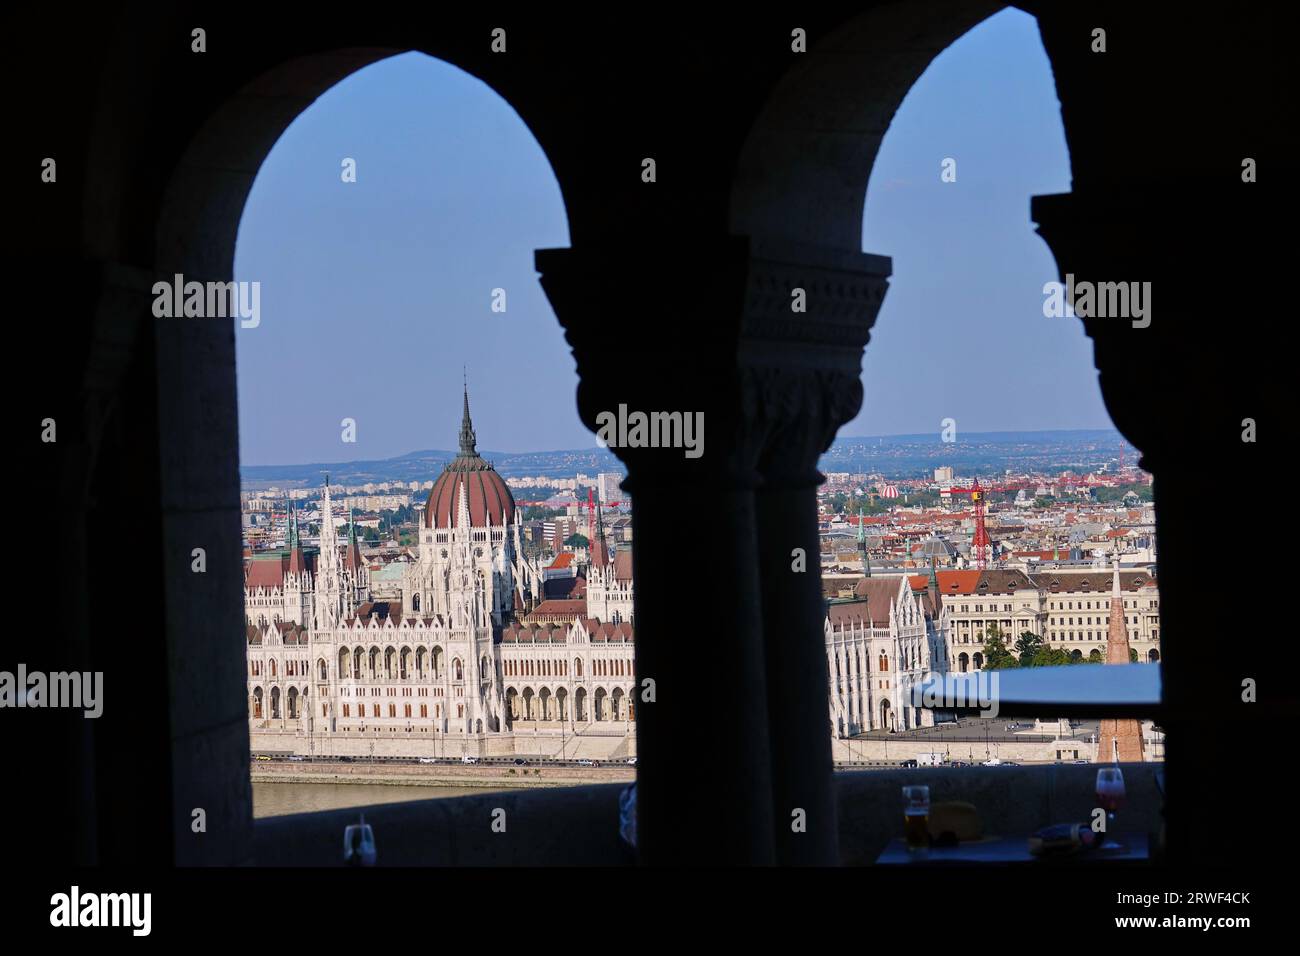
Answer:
[{"left": 252, "top": 763, "right": 1161, "bottom": 866}]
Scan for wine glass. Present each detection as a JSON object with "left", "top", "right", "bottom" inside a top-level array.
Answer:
[{"left": 1094, "top": 767, "right": 1126, "bottom": 851}]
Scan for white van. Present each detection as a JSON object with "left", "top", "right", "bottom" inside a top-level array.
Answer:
[{"left": 461, "top": 755, "right": 479, "bottom": 765}]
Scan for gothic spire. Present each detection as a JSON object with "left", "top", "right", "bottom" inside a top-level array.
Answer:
[{"left": 458, "top": 379, "right": 478, "bottom": 456}]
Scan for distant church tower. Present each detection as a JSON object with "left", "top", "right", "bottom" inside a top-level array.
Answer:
[{"left": 1096, "top": 547, "right": 1146, "bottom": 763}]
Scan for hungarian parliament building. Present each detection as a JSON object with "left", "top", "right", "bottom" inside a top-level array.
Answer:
[{"left": 243, "top": 391, "right": 1159, "bottom": 760}]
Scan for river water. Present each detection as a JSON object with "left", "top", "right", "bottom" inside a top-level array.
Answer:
[{"left": 253, "top": 781, "right": 520, "bottom": 818}]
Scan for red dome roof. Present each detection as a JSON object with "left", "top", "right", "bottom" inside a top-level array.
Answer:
[
  {"left": 425, "top": 463, "right": 515, "bottom": 529},
  {"left": 423, "top": 385, "right": 516, "bottom": 530}
]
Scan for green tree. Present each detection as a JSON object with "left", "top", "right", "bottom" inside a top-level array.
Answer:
[
  {"left": 1014, "top": 631, "right": 1043, "bottom": 667},
  {"left": 1087, "top": 649, "right": 1103, "bottom": 663},
  {"left": 1029, "top": 646, "right": 1073, "bottom": 667},
  {"left": 1129, "top": 647, "right": 1139, "bottom": 663},
  {"left": 982, "top": 633, "right": 1018, "bottom": 670},
  {"left": 564, "top": 533, "right": 589, "bottom": 549}
]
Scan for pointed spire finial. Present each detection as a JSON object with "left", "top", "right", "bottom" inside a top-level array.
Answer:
[{"left": 458, "top": 377, "right": 477, "bottom": 456}]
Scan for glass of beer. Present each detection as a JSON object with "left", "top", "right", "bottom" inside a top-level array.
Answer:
[
  {"left": 902, "top": 785, "right": 930, "bottom": 850},
  {"left": 1094, "top": 767, "right": 1126, "bottom": 850}
]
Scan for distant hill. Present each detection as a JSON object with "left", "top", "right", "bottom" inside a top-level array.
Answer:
[{"left": 241, "top": 428, "right": 1129, "bottom": 489}]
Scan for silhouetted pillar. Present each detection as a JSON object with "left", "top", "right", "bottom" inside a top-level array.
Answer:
[
  {"left": 539, "top": 239, "right": 888, "bottom": 865},
  {"left": 539, "top": 240, "right": 777, "bottom": 864},
  {"left": 744, "top": 243, "right": 892, "bottom": 865},
  {"left": 1033, "top": 188, "right": 1267, "bottom": 866}
]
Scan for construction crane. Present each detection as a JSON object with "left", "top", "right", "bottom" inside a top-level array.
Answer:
[{"left": 945, "top": 478, "right": 992, "bottom": 570}]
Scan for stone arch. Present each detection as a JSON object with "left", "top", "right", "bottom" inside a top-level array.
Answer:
[
  {"left": 415, "top": 646, "right": 427, "bottom": 677},
  {"left": 574, "top": 687, "right": 587, "bottom": 722},
  {"left": 729, "top": 2, "right": 1013, "bottom": 251},
  {"left": 453, "top": 657, "right": 464, "bottom": 682},
  {"left": 555, "top": 687, "right": 569, "bottom": 721},
  {"left": 251, "top": 686, "right": 263, "bottom": 719},
  {"left": 351, "top": 647, "right": 363, "bottom": 680},
  {"left": 368, "top": 646, "right": 381, "bottom": 679},
  {"left": 1148, "top": 649, "right": 1160, "bottom": 663},
  {"left": 539, "top": 686, "right": 552, "bottom": 721},
  {"left": 400, "top": 646, "right": 412, "bottom": 680},
  {"left": 384, "top": 646, "right": 397, "bottom": 679},
  {"left": 318, "top": 657, "right": 328, "bottom": 681},
  {"left": 594, "top": 687, "right": 608, "bottom": 722},
  {"left": 972, "top": 652, "right": 984, "bottom": 670},
  {"left": 958, "top": 652, "right": 970, "bottom": 673},
  {"left": 431, "top": 646, "right": 444, "bottom": 679},
  {"left": 521, "top": 686, "right": 535, "bottom": 720},
  {"left": 270, "top": 686, "right": 281, "bottom": 719},
  {"left": 611, "top": 687, "right": 624, "bottom": 721}
]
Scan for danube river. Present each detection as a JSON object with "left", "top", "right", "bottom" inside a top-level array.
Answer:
[{"left": 253, "top": 781, "right": 519, "bottom": 818}]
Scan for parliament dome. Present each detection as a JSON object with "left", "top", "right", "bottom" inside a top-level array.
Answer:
[{"left": 424, "top": 387, "right": 516, "bottom": 530}]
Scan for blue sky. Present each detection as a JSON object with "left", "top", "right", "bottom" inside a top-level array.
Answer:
[{"left": 235, "top": 8, "right": 1112, "bottom": 465}]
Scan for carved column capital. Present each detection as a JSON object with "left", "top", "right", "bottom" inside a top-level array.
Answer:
[{"left": 535, "top": 239, "right": 891, "bottom": 490}]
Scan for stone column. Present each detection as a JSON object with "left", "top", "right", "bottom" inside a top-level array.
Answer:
[
  {"left": 539, "top": 238, "right": 889, "bottom": 865},
  {"left": 538, "top": 239, "right": 776, "bottom": 864},
  {"left": 1032, "top": 187, "right": 1268, "bottom": 866},
  {"left": 745, "top": 241, "right": 891, "bottom": 865}
]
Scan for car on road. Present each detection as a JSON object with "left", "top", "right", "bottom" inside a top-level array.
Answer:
[
  {"left": 254, "top": 754, "right": 272, "bottom": 761},
  {"left": 287, "top": 755, "right": 304, "bottom": 761},
  {"left": 899, "top": 759, "right": 918, "bottom": 768},
  {"left": 462, "top": 755, "right": 479, "bottom": 764},
  {"left": 576, "top": 759, "right": 594, "bottom": 767},
  {"left": 513, "top": 758, "right": 527, "bottom": 765},
  {"left": 418, "top": 757, "right": 437, "bottom": 764},
  {"left": 626, "top": 757, "right": 637, "bottom": 765},
  {"left": 1073, "top": 759, "right": 1089, "bottom": 764}
]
